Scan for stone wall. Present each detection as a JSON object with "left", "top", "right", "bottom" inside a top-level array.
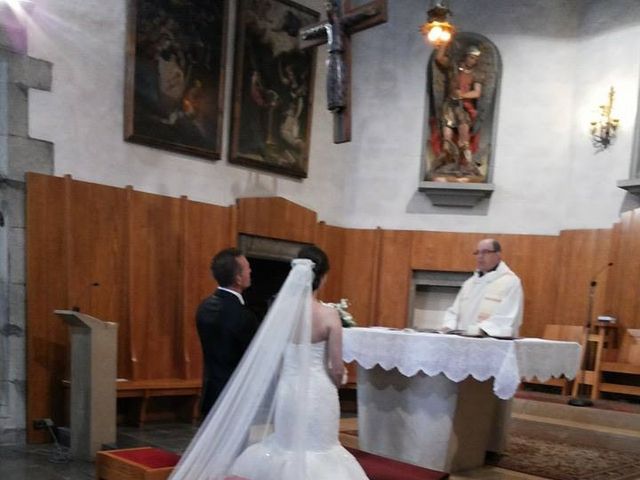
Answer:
[{"left": 0, "top": 5, "right": 52, "bottom": 445}]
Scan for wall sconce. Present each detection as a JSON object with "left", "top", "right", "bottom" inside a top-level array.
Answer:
[
  {"left": 590, "top": 86, "right": 620, "bottom": 151},
  {"left": 420, "top": 1, "right": 455, "bottom": 46}
]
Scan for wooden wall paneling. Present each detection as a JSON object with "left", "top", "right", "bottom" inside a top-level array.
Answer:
[
  {"left": 590, "top": 229, "right": 614, "bottom": 326},
  {"left": 368, "top": 228, "right": 383, "bottom": 325},
  {"left": 375, "top": 230, "right": 413, "bottom": 329},
  {"left": 183, "top": 200, "right": 234, "bottom": 379},
  {"left": 502, "top": 234, "right": 559, "bottom": 338},
  {"left": 63, "top": 175, "right": 73, "bottom": 316},
  {"left": 236, "top": 197, "right": 317, "bottom": 243},
  {"left": 550, "top": 230, "right": 578, "bottom": 327},
  {"left": 621, "top": 210, "right": 640, "bottom": 329},
  {"left": 314, "top": 222, "right": 346, "bottom": 303},
  {"left": 127, "top": 190, "right": 183, "bottom": 380},
  {"left": 604, "top": 221, "right": 621, "bottom": 316},
  {"left": 410, "top": 231, "right": 482, "bottom": 272},
  {"left": 552, "top": 229, "right": 613, "bottom": 335},
  {"left": 26, "top": 173, "right": 68, "bottom": 442},
  {"left": 229, "top": 202, "right": 238, "bottom": 246},
  {"left": 609, "top": 210, "right": 640, "bottom": 330},
  {"left": 177, "top": 196, "right": 189, "bottom": 378},
  {"left": 340, "top": 229, "right": 379, "bottom": 327},
  {"left": 66, "top": 178, "right": 130, "bottom": 377},
  {"left": 124, "top": 186, "right": 138, "bottom": 380}
]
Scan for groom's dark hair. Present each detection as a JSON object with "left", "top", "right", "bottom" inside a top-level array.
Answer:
[
  {"left": 211, "top": 248, "right": 243, "bottom": 287},
  {"left": 297, "top": 245, "right": 329, "bottom": 291}
]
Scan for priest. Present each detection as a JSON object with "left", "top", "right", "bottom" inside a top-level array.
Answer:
[{"left": 442, "top": 238, "right": 523, "bottom": 337}]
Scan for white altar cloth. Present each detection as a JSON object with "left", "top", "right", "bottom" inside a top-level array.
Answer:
[
  {"left": 342, "top": 327, "right": 581, "bottom": 472},
  {"left": 343, "top": 327, "right": 581, "bottom": 399}
]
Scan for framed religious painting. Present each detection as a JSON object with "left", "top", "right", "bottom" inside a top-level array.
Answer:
[
  {"left": 230, "top": 0, "right": 319, "bottom": 178},
  {"left": 124, "top": 0, "right": 228, "bottom": 159}
]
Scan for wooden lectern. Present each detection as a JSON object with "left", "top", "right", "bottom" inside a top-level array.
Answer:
[{"left": 56, "top": 310, "right": 118, "bottom": 460}]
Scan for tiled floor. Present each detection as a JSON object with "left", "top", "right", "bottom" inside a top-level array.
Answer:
[
  {"left": 0, "top": 423, "right": 200, "bottom": 480},
  {"left": 4, "top": 391, "right": 640, "bottom": 480},
  {"left": 0, "top": 420, "right": 550, "bottom": 480},
  {"left": 0, "top": 442, "right": 94, "bottom": 479}
]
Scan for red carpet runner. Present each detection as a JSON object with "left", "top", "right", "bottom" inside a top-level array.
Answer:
[
  {"left": 347, "top": 447, "right": 449, "bottom": 480},
  {"left": 98, "top": 446, "right": 449, "bottom": 480}
]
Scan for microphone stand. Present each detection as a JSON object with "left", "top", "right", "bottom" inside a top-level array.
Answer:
[
  {"left": 568, "top": 280, "right": 596, "bottom": 407},
  {"left": 568, "top": 261, "right": 612, "bottom": 407}
]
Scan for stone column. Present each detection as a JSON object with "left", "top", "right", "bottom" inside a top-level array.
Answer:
[{"left": 0, "top": 5, "right": 53, "bottom": 445}]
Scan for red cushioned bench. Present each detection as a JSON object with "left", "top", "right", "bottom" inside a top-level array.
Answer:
[{"left": 96, "top": 446, "right": 449, "bottom": 480}]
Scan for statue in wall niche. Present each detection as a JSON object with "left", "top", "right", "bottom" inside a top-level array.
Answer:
[{"left": 424, "top": 32, "right": 501, "bottom": 183}]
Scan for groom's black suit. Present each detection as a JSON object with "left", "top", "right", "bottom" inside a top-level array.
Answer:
[{"left": 196, "top": 288, "right": 258, "bottom": 417}]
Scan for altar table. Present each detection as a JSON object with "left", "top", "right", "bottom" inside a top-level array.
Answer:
[{"left": 342, "top": 327, "right": 581, "bottom": 473}]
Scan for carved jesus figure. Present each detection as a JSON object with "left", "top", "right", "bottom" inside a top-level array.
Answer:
[{"left": 300, "top": 0, "right": 383, "bottom": 114}]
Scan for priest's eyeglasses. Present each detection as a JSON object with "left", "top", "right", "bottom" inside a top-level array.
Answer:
[{"left": 473, "top": 249, "right": 497, "bottom": 256}]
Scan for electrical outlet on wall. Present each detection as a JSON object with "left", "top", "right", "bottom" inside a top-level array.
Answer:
[{"left": 33, "top": 418, "right": 54, "bottom": 430}]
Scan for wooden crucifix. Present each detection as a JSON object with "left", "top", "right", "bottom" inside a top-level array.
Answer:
[{"left": 299, "top": 0, "right": 387, "bottom": 144}]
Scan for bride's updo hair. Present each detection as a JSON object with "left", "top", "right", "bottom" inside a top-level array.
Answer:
[{"left": 297, "top": 245, "right": 329, "bottom": 291}]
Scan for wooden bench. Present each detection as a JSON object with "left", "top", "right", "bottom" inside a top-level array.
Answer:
[
  {"left": 64, "top": 378, "right": 202, "bottom": 426},
  {"left": 117, "top": 378, "right": 202, "bottom": 426},
  {"left": 597, "top": 329, "right": 640, "bottom": 399}
]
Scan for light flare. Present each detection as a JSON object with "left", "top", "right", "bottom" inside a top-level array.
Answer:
[{"left": 2, "top": 0, "right": 33, "bottom": 15}]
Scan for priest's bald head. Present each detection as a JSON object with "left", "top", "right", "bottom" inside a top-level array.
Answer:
[{"left": 474, "top": 238, "right": 502, "bottom": 274}]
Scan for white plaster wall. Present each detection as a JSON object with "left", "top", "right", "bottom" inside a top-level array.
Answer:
[
  {"left": 26, "top": 0, "right": 349, "bottom": 223},
  {"left": 343, "top": 0, "right": 640, "bottom": 234},
  {"left": 563, "top": 0, "right": 640, "bottom": 229},
  {"left": 24, "top": 0, "right": 640, "bottom": 234}
]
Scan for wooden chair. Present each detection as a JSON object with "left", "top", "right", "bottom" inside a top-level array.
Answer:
[
  {"left": 596, "top": 328, "right": 640, "bottom": 399},
  {"left": 521, "top": 324, "right": 584, "bottom": 394},
  {"left": 570, "top": 326, "right": 606, "bottom": 400}
]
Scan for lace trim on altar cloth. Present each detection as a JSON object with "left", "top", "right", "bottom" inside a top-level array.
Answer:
[{"left": 342, "top": 328, "right": 581, "bottom": 400}]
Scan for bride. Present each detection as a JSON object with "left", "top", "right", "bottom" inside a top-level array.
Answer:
[{"left": 170, "top": 246, "right": 369, "bottom": 480}]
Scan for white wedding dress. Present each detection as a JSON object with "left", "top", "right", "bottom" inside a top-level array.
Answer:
[
  {"left": 229, "top": 341, "right": 368, "bottom": 480},
  {"left": 169, "top": 260, "right": 366, "bottom": 480}
]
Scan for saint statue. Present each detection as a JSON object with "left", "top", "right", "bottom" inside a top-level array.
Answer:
[{"left": 425, "top": 33, "right": 501, "bottom": 183}]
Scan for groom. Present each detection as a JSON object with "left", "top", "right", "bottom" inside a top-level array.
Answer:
[{"left": 196, "top": 248, "right": 258, "bottom": 418}]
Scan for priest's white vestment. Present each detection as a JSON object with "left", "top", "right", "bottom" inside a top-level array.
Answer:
[{"left": 442, "top": 260, "right": 523, "bottom": 337}]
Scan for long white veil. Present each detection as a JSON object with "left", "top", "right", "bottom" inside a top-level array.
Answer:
[{"left": 170, "top": 259, "right": 314, "bottom": 480}]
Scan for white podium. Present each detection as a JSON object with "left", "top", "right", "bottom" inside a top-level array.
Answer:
[
  {"left": 56, "top": 310, "right": 118, "bottom": 460},
  {"left": 343, "top": 328, "right": 581, "bottom": 473}
]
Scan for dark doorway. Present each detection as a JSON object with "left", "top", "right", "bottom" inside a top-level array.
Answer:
[{"left": 244, "top": 257, "right": 291, "bottom": 322}]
